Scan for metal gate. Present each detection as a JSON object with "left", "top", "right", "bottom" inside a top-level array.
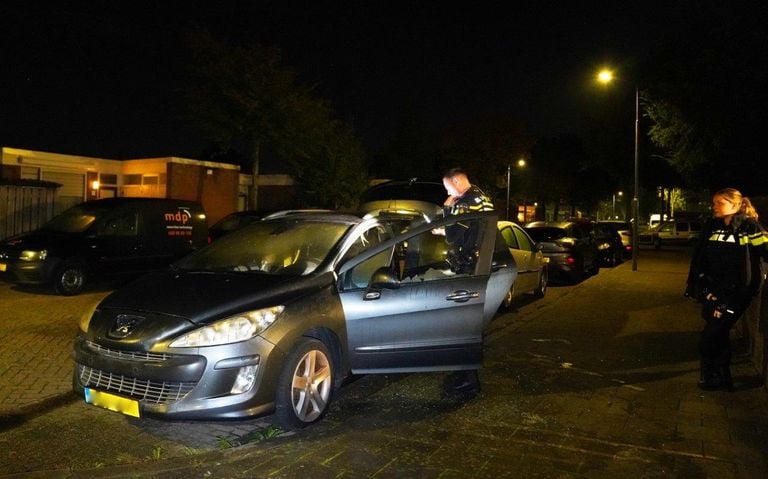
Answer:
[{"left": 0, "top": 184, "right": 58, "bottom": 240}]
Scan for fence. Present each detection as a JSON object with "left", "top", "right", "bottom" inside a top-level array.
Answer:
[{"left": 0, "top": 183, "right": 58, "bottom": 240}]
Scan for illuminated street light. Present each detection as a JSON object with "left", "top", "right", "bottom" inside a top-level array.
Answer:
[
  {"left": 597, "top": 69, "right": 614, "bottom": 84},
  {"left": 596, "top": 68, "right": 640, "bottom": 271},
  {"left": 612, "top": 190, "right": 623, "bottom": 219},
  {"left": 506, "top": 158, "right": 527, "bottom": 221}
]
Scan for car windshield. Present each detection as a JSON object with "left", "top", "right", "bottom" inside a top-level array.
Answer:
[
  {"left": 526, "top": 227, "right": 567, "bottom": 242},
  {"left": 40, "top": 205, "right": 107, "bottom": 233},
  {"left": 175, "top": 220, "right": 351, "bottom": 275}
]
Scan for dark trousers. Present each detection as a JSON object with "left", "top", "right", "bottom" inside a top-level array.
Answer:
[{"left": 699, "top": 302, "right": 739, "bottom": 387}]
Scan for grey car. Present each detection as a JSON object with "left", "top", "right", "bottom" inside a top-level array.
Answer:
[{"left": 73, "top": 211, "right": 515, "bottom": 428}]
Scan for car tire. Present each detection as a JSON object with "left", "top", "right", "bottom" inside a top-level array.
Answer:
[
  {"left": 502, "top": 283, "right": 516, "bottom": 310},
  {"left": 590, "top": 259, "right": 600, "bottom": 276},
  {"left": 533, "top": 268, "right": 547, "bottom": 298},
  {"left": 274, "top": 337, "right": 334, "bottom": 430},
  {"left": 53, "top": 259, "right": 87, "bottom": 296}
]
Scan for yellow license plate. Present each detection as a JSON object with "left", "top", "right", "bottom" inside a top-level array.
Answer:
[
  {"left": 0, "top": 263, "right": 6, "bottom": 272},
  {"left": 84, "top": 388, "right": 140, "bottom": 417}
]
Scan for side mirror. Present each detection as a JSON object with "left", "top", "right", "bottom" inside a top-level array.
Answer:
[
  {"left": 534, "top": 242, "right": 544, "bottom": 251},
  {"left": 369, "top": 266, "right": 400, "bottom": 290}
]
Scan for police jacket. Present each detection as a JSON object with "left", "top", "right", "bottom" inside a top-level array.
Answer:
[
  {"left": 443, "top": 185, "right": 495, "bottom": 218},
  {"left": 443, "top": 185, "right": 494, "bottom": 248},
  {"left": 687, "top": 214, "right": 768, "bottom": 316}
]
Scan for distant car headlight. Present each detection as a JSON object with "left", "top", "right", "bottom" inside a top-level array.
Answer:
[
  {"left": 597, "top": 242, "right": 611, "bottom": 251},
  {"left": 170, "top": 306, "right": 285, "bottom": 348},
  {"left": 19, "top": 249, "right": 47, "bottom": 261}
]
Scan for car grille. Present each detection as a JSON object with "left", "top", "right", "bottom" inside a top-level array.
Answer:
[
  {"left": 85, "top": 340, "right": 170, "bottom": 362},
  {"left": 77, "top": 365, "right": 196, "bottom": 404}
]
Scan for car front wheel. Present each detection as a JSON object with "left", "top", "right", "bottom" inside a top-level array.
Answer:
[
  {"left": 54, "top": 259, "right": 86, "bottom": 296},
  {"left": 274, "top": 338, "right": 334, "bottom": 429}
]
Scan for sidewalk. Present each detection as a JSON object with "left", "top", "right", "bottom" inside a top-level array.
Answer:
[{"left": 3, "top": 248, "right": 767, "bottom": 478}]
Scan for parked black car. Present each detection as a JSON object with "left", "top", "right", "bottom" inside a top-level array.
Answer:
[
  {"left": 0, "top": 198, "right": 208, "bottom": 295},
  {"left": 209, "top": 210, "right": 263, "bottom": 240},
  {"left": 359, "top": 179, "right": 445, "bottom": 219},
  {"left": 597, "top": 220, "right": 632, "bottom": 258},
  {"left": 73, "top": 211, "right": 515, "bottom": 428},
  {"left": 524, "top": 221, "right": 600, "bottom": 282},
  {"left": 593, "top": 222, "right": 624, "bottom": 267}
]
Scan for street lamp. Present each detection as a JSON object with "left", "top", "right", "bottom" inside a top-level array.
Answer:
[
  {"left": 597, "top": 68, "right": 640, "bottom": 271},
  {"left": 505, "top": 158, "right": 527, "bottom": 221},
  {"left": 612, "top": 191, "right": 623, "bottom": 219}
]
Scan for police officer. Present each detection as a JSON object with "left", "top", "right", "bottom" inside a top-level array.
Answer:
[
  {"left": 440, "top": 167, "right": 494, "bottom": 393},
  {"left": 441, "top": 168, "right": 495, "bottom": 273},
  {"left": 686, "top": 188, "right": 768, "bottom": 391}
]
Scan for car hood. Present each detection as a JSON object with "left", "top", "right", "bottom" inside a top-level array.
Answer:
[
  {"left": 1, "top": 230, "right": 75, "bottom": 251},
  {"left": 99, "top": 270, "right": 334, "bottom": 324}
]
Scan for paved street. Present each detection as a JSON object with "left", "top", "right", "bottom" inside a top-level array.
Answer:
[{"left": 1, "top": 247, "right": 767, "bottom": 478}]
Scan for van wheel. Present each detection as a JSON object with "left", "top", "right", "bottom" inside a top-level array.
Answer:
[
  {"left": 274, "top": 338, "right": 334, "bottom": 430},
  {"left": 54, "top": 260, "right": 86, "bottom": 296}
]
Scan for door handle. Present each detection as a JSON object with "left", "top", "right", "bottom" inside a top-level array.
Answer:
[
  {"left": 363, "top": 290, "right": 381, "bottom": 301},
  {"left": 446, "top": 290, "right": 479, "bottom": 302}
]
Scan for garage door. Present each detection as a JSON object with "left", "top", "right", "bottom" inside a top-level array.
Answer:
[{"left": 42, "top": 171, "right": 85, "bottom": 213}]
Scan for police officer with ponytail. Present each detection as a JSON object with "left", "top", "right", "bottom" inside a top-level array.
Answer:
[{"left": 686, "top": 188, "right": 768, "bottom": 391}]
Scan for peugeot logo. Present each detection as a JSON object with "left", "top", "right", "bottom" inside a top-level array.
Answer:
[{"left": 109, "top": 314, "right": 145, "bottom": 339}]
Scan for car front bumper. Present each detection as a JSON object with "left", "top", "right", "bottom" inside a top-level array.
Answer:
[
  {"left": 0, "top": 258, "right": 56, "bottom": 285},
  {"left": 72, "top": 333, "right": 284, "bottom": 420}
]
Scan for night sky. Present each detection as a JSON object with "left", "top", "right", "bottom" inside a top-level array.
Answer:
[{"left": 1, "top": 2, "right": 697, "bottom": 161}]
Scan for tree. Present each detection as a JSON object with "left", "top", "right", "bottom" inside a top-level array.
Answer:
[
  {"left": 183, "top": 31, "right": 368, "bottom": 208},
  {"left": 642, "top": 3, "right": 768, "bottom": 195},
  {"left": 294, "top": 121, "right": 368, "bottom": 209},
  {"left": 438, "top": 114, "right": 533, "bottom": 204}
]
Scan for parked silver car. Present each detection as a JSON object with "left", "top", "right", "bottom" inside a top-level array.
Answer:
[
  {"left": 73, "top": 211, "right": 515, "bottom": 428},
  {"left": 497, "top": 220, "right": 547, "bottom": 306}
]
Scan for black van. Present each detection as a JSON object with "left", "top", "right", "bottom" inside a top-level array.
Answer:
[{"left": 0, "top": 198, "right": 208, "bottom": 295}]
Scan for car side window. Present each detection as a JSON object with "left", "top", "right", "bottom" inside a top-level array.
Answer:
[
  {"left": 513, "top": 227, "right": 534, "bottom": 252},
  {"left": 97, "top": 211, "right": 138, "bottom": 237},
  {"left": 343, "top": 218, "right": 484, "bottom": 288},
  {"left": 340, "top": 225, "right": 392, "bottom": 265},
  {"left": 500, "top": 226, "right": 519, "bottom": 249},
  {"left": 660, "top": 222, "right": 673, "bottom": 233}
]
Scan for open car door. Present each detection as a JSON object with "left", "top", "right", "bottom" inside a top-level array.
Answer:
[{"left": 337, "top": 212, "right": 515, "bottom": 374}]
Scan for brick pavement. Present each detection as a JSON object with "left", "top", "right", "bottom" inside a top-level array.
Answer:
[{"left": 1, "top": 249, "right": 767, "bottom": 478}]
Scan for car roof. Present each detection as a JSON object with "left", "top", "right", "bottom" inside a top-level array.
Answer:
[
  {"left": 525, "top": 221, "right": 573, "bottom": 229},
  {"left": 260, "top": 211, "right": 365, "bottom": 226}
]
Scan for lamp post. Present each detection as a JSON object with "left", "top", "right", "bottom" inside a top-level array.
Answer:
[
  {"left": 505, "top": 158, "right": 527, "bottom": 221},
  {"left": 612, "top": 191, "right": 623, "bottom": 219},
  {"left": 597, "top": 69, "right": 640, "bottom": 271}
]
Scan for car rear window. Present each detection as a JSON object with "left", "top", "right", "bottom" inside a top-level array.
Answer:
[{"left": 525, "top": 227, "right": 566, "bottom": 242}]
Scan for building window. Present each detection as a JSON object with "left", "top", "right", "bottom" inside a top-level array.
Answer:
[
  {"left": 142, "top": 175, "right": 159, "bottom": 185},
  {"left": 100, "top": 174, "right": 118, "bottom": 185},
  {"left": 124, "top": 174, "right": 142, "bottom": 185}
]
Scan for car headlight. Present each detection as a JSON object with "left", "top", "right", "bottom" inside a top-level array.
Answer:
[
  {"left": 20, "top": 249, "right": 47, "bottom": 261},
  {"left": 169, "top": 306, "right": 284, "bottom": 348}
]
